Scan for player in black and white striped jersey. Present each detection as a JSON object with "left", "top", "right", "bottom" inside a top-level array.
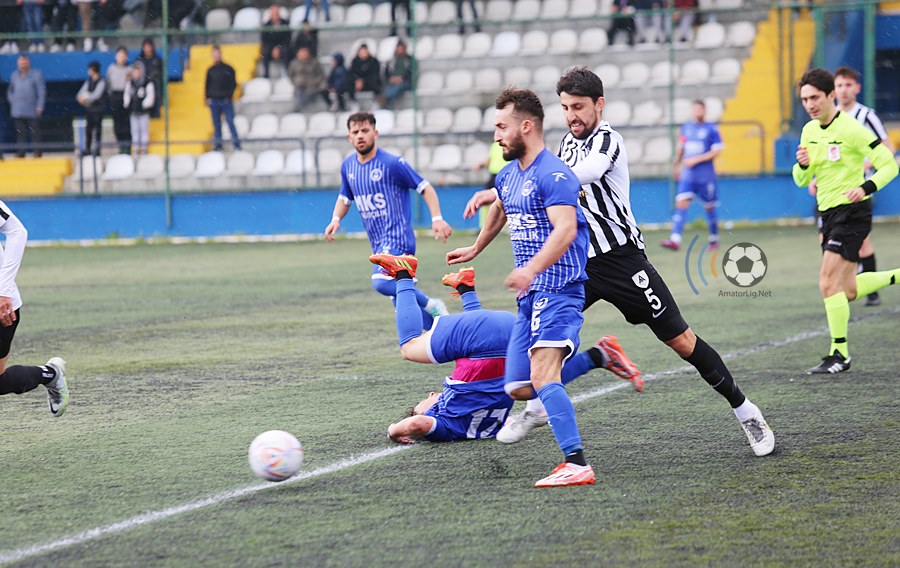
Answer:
[{"left": 467, "top": 67, "right": 775, "bottom": 457}]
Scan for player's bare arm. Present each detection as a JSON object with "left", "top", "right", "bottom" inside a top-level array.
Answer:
[
  {"left": 505, "top": 204, "right": 578, "bottom": 294},
  {"left": 387, "top": 416, "right": 435, "bottom": 444},
  {"left": 420, "top": 184, "right": 453, "bottom": 242},
  {"left": 463, "top": 189, "right": 498, "bottom": 219},
  {"left": 447, "top": 200, "right": 506, "bottom": 265},
  {"left": 682, "top": 147, "right": 721, "bottom": 168},
  {"left": 324, "top": 198, "right": 351, "bottom": 241}
]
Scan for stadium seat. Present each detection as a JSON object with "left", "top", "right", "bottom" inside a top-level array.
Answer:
[
  {"left": 205, "top": 9, "right": 231, "bottom": 31},
  {"left": 618, "top": 62, "right": 650, "bottom": 88},
  {"left": 577, "top": 28, "right": 609, "bottom": 54},
  {"left": 278, "top": 113, "right": 306, "bottom": 139},
  {"left": 704, "top": 96, "right": 724, "bottom": 122},
  {"left": 643, "top": 136, "right": 673, "bottom": 164},
  {"left": 132, "top": 154, "right": 164, "bottom": 179},
  {"left": 306, "top": 112, "right": 337, "bottom": 137},
  {"left": 270, "top": 78, "right": 293, "bottom": 102},
  {"left": 548, "top": 29, "right": 579, "bottom": 55},
  {"left": 394, "top": 109, "right": 424, "bottom": 133},
  {"left": 377, "top": 36, "right": 401, "bottom": 63},
  {"left": 451, "top": 106, "right": 484, "bottom": 133},
  {"left": 431, "top": 144, "right": 463, "bottom": 171},
  {"left": 101, "top": 154, "right": 134, "bottom": 181},
  {"left": 544, "top": 104, "right": 566, "bottom": 130},
  {"left": 411, "top": 35, "right": 434, "bottom": 60},
  {"left": 716, "top": 0, "right": 742, "bottom": 9},
  {"left": 504, "top": 66, "right": 532, "bottom": 87},
  {"left": 283, "top": 149, "right": 315, "bottom": 176},
  {"left": 727, "top": 21, "right": 756, "bottom": 47},
  {"left": 317, "top": 148, "right": 345, "bottom": 174},
  {"left": 694, "top": 22, "right": 726, "bottom": 49},
  {"left": 533, "top": 65, "right": 561, "bottom": 90},
  {"left": 195, "top": 152, "right": 226, "bottom": 178},
  {"left": 630, "top": 101, "right": 663, "bottom": 126},
  {"left": 253, "top": 150, "right": 285, "bottom": 176},
  {"left": 289, "top": 6, "right": 306, "bottom": 28},
  {"left": 349, "top": 37, "right": 379, "bottom": 60},
  {"left": 481, "top": 107, "right": 496, "bottom": 130},
  {"left": 223, "top": 115, "right": 250, "bottom": 141},
  {"left": 433, "top": 33, "right": 464, "bottom": 59},
  {"left": 485, "top": 0, "right": 513, "bottom": 20},
  {"left": 474, "top": 67, "right": 502, "bottom": 93},
  {"left": 261, "top": 6, "right": 288, "bottom": 24},
  {"left": 443, "top": 69, "right": 474, "bottom": 94},
  {"left": 649, "top": 61, "right": 679, "bottom": 87},
  {"left": 247, "top": 114, "right": 279, "bottom": 140},
  {"left": 372, "top": 1, "right": 392, "bottom": 25},
  {"left": 373, "top": 109, "right": 395, "bottom": 134},
  {"left": 168, "top": 154, "right": 195, "bottom": 178},
  {"left": 710, "top": 57, "right": 741, "bottom": 84},
  {"left": 624, "top": 138, "right": 643, "bottom": 163},
  {"left": 678, "top": 59, "right": 710, "bottom": 86},
  {"left": 232, "top": 7, "right": 261, "bottom": 30},
  {"left": 227, "top": 151, "right": 255, "bottom": 176},
  {"left": 594, "top": 63, "right": 620, "bottom": 88},
  {"left": 671, "top": 98, "right": 693, "bottom": 124},
  {"left": 403, "top": 146, "right": 432, "bottom": 169},
  {"left": 344, "top": 3, "right": 373, "bottom": 26},
  {"left": 334, "top": 111, "right": 351, "bottom": 136},
  {"left": 241, "top": 78, "right": 272, "bottom": 103},
  {"left": 520, "top": 30, "right": 550, "bottom": 56},
  {"left": 513, "top": 0, "right": 541, "bottom": 20},
  {"left": 491, "top": 31, "right": 521, "bottom": 57},
  {"left": 423, "top": 108, "right": 454, "bottom": 133},
  {"left": 429, "top": 0, "right": 456, "bottom": 24},
  {"left": 416, "top": 71, "right": 444, "bottom": 96},
  {"left": 569, "top": 0, "right": 598, "bottom": 18},
  {"left": 463, "top": 32, "right": 493, "bottom": 58},
  {"left": 603, "top": 100, "right": 631, "bottom": 126},
  {"left": 414, "top": 2, "right": 429, "bottom": 24},
  {"left": 541, "top": 0, "right": 569, "bottom": 19},
  {"left": 463, "top": 141, "right": 490, "bottom": 169}
]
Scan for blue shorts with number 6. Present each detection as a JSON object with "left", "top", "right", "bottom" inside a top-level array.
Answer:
[{"left": 503, "top": 282, "right": 585, "bottom": 394}]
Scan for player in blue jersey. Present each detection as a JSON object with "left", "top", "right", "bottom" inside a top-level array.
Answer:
[
  {"left": 370, "top": 256, "right": 642, "bottom": 444},
  {"left": 661, "top": 100, "right": 724, "bottom": 251},
  {"left": 447, "top": 88, "right": 597, "bottom": 488},
  {"left": 325, "top": 111, "right": 454, "bottom": 323}
]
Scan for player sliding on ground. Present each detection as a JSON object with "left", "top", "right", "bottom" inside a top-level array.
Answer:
[
  {"left": 373, "top": 256, "right": 642, "bottom": 447},
  {"left": 792, "top": 68, "right": 900, "bottom": 374}
]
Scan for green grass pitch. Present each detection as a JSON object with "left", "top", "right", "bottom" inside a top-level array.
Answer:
[{"left": 0, "top": 224, "right": 898, "bottom": 566}]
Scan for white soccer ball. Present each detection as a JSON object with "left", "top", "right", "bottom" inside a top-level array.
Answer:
[
  {"left": 248, "top": 430, "right": 304, "bottom": 482},
  {"left": 722, "top": 243, "right": 767, "bottom": 287}
]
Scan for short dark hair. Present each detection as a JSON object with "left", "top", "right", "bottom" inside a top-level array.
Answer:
[
  {"left": 347, "top": 111, "right": 376, "bottom": 130},
  {"left": 556, "top": 66, "right": 604, "bottom": 101},
  {"left": 798, "top": 68, "right": 834, "bottom": 95},
  {"left": 116, "top": 46, "right": 127, "bottom": 55},
  {"left": 88, "top": 61, "right": 100, "bottom": 73},
  {"left": 834, "top": 66, "right": 860, "bottom": 83},
  {"left": 692, "top": 99, "right": 705, "bottom": 107},
  {"left": 495, "top": 87, "right": 544, "bottom": 127}
]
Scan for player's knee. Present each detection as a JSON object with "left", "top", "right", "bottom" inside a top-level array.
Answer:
[
  {"left": 508, "top": 386, "right": 534, "bottom": 400},
  {"left": 371, "top": 278, "right": 395, "bottom": 297},
  {"left": 665, "top": 328, "right": 696, "bottom": 358}
]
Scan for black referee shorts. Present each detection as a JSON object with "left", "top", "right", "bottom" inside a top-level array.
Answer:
[
  {"left": 819, "top": 200, "right": 872, "bottom": 262},
  {"left": 0, "top": 309, "right": 20, "bottom": 359},
  {"left": 583, "top": 245, "right": 689, "bottom": 342}
]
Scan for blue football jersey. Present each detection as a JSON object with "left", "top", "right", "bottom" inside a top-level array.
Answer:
[
  {"left": 423, "top": 376, "right": 514, "bottom": 442},
  {"left": 495, "top": 149, "right": 588, "bottom": 293},
  {"left": 679, "top": 121, "right": 723, "bottom": 184},
  {"left": 428, "top": 309, "right": 516, "bottom": 364},
  {"left": 339, "top": 148, "right": 430, "bottom": 254}
]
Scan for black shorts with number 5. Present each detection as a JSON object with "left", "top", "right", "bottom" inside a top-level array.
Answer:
[{"left": 583, "top": 245, "right": 689, "bottom": 342}]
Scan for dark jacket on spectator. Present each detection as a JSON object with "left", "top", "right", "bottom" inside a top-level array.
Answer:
[
  {"left": 77, "top": 76, "right": 107, "bottom": 114},
  {"left": 291, "top": 26, "right": 318, "bottom": 58},
  {"left": 262, "top": 20, "right": 292, "bottom": 59},
  {"left": 327, "top": 52, "right": 350, "bottom": 94},
  {"left": 205, "top": 61, "right": 237, "bottom": 100},
  {"left": 384, "top": 53, "right": 413, "bottom": 84},
  {"left": 124, "top": 76, "right": 155, "bottom": 115},
  {"left": 349, "top": 54, "right": 382, "bottom": 94},
  {"left": 288, "top": 56, "right": 325, "bottom": 92}
]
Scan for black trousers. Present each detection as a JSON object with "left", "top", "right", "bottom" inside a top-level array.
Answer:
[
  {"left": 14, "top": 117, "right": 41, "bottom": 157},
  {"left": 109, "top": 91, "right": 131, "bottom": 153},
  {"left": 85, "top": 111, "right": 103, "bottom": 155}
]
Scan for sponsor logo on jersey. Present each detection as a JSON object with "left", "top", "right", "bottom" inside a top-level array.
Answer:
[
  {"left": 356, "top": 192, "right": 387, "bottom": 219},
  {"left": 552, "top": 172, "right": 568, "bottom": 182}
]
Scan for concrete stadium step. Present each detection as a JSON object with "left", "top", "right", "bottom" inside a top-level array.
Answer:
[{"left": 0, "top": 157, "right": 72, "bottom": 194}]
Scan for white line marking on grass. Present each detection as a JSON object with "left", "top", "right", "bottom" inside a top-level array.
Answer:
[
  {"left": 0, "top": 446, "right": 409, "bottom": 566},
  {"left": 3, "top": 308, "right": 896, "bottom": 564}
]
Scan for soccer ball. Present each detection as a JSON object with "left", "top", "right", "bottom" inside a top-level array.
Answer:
[
  {"left": 722, "top": 243, "right": 767, "bottom": 287},
  {"left": 248, "top": 430, "right": 304, "bottom": 482}
]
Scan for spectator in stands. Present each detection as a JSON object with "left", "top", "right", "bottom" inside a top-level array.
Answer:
[
  {"left": 349, "top": 44, "right": 381, "bottom": 108},
  {"left": 324, "top": 52, "right": 350, "bottom": 111},
  {"left": 49, "top": 0, "right": 77, "bottom": 52},
  {"left": 75, "top": 0, "right": 104, "bottom": 51},
  {"left": 303, "top": 0, "right": 328, "bottom": 23},
  {"left": 670, "top": 0, "right": 697, "bottom": 43},
  {"left": 261, "top": 4, "right": 291, "bottom": 79},
  {"left": 94, "top": 0, "right": 123, "bottom": 49},
  {"left": 106, "top": 46, "right": 132, "bottom": 154},
  {"left": 124, "top": 61, "right": 154, "bottom": 155},
  {"left": 22, "top": 0, "right": 45, "bottom": 52},
  {"left": 608, "top": 0, "right": 636, "bottom": 47},
  {"left": 382, "top": 40, "right": 412, "bottom": 109},
  {"left": 205, "top": 46, "right": 241, "bottom": 152},
  {"left": 454, "top": 0, "right": 479, "bottom": 35},
  {"left": 390, "top": 0, "right": 411, "bottom": 37},
  {"left": 7, "top": 55, "right": 46, "bottom": 158},
  {"left": 288, "top": 46, "right": 325, "bottom": 112},
  {"left": 76, "top": 60, "right": 106, "bottom": 156},
  {"left": 0, "top": 1, "right": 21, "bottom": 54},
  {"left": 136, "top": 37, "right": 162, "bottom": 117},
  {"left": 634, "top": 0, "right": 664, "bottom": 44},
  {"left": 291, "top": 20, "right": 318, "bottom": 58}
]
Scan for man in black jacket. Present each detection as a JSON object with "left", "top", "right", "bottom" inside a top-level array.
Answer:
[
  {"left": 349, "top": 44, "right": 381, "bottom": 109},
  {"left": 261, "top": 5, "right": 291, "bottom": 79},
  {"left": 76, "top": 61, "right": 107, "bottom": 156},
  {"left": 205, "top": 46, "right": 241, "bottom": 152}
]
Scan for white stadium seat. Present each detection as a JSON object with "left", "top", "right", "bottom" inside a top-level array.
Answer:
[
  {"left": 373, "top": 109, "right": 395, "bottom": 134},
  {"left": 403, "top": 146, "right": 432, "bottom": 169},
  {"left": 344, "top": 3, "right": 373, "bottom": 26},
  {"left": 541, "top": 0, "right": 569, "bottom": 19},
  {"left": 649, "top": 61, "right": 679, "bottom": 87},
  {"left": 513, "top": 0, "right": 541, "bottom": 20},
  {"left": 416, "top": 71, "right": 444, "bottom": 96},
  {"left": 334, "top": 111, "right": 351, "bottom": 136},
  {"left": 306, "top": 112, "right": 337, "bottom": 137},
  {"left": 491, "top": 31, "right": 521, "bottom": 57},
  {"left": 704, "top": 96, "right": 724, "bottom": 122},
  {"left": 727, "top": 21, "right": 756, "bottom": 47},
  {"left": 694, "top": 22, "right": 726, "bottom": 49},
  {"left": 569, "top": 0, "right": 598, "bottom": 18},
  {"left": 76, "top": 155, "right": 103, "bottom": 179},
  {"left": 618, "top": 62, "right": 650, "bottom": 88},
  {"left": 241, "top": 78, "right": 272, "bottom": 103},
  {"left": 270, "top": 78, "right": 293, "bottom": 102},
  {"left": 205, "top": 8, "right": 231, "bottom": 31},
  {"left": 372, "top": 1, "right": 392, "bottom": 25},
  {"left": 678, "top": 59, "right": 710, "bottom": 86},
  {"left": 643, "top": 136, "right": 674, "bottom": 164},
  {"left": 278, "top": 113, "right": 306, "bottom": 138},
  {"left": 428, "top": 0, "right": 457, "bottom": 24},
  {"left": 520, "top": 30, "right": 550, "bottom": 56},
  {"left": 578, "top": 28, "right": 609, "bottom": 54},
  {"left": 594, "top": 63, "right": 620, "bottom": 88},
  {"left": 289, "top": 6, "right": 306, "bottom": 28},
  {"left": 464, "top": 141, "right": 490, "bottom": 168},
  {"left": 195, "top": 152, "right": 226, "bottom": 178},
  {"left": 474, "top": 67, "right": 503, "bottom": 92},
  {"left": 132, "top": 154, "right": 164, "bottom": 179},
  {"left": 463, "top": 32, "right": 493, "bottom": 58},
  {"left": 481, "top": 107, "right": 495, "bottom": 131},
  {"left": 671, "top": 98, "right": 693, "bottom": 124},
  {"left": 414, "top": 2, "right": 429, "bottom": 24},
  {"left": 317, "top": 148, "right": 345, "bottom": 173},
  {"left": 283, "top": 149, "right": 315, "bottom": 176},
  {"left": 443, "top": 69, "right": 474, "bottom": 94},
  {"left": 533, "top": 65, "right": 561, "bottom": 90},
  {"left": 101, "top": 154, "right": 134, "bottom": 181},
  {"left": 624, "top": 138, "right": 643, "bottom": 163},
  {"left": 433, "top": 33, "right": 464, "bottom": 60},
  {"left": 451, "top": 106, "right": 484, "bottom": 133},
  {"left": 630, "top": 101, "right": 663, "bottom": 126},
  {"left": 168, "top": 154, "right": 195, "bottom": 178},
  {"left": 603, "top": 100, "right": 631, "bottom": 126},
  {"left": 226, "top": 151, "right": 255, "bottom": 176},
  {"left": 394, "top": 109, "right": 424, "bottom": 134},
  {"left": 423, "top": 108, "right": 455, "bottom": 133},
  {"left": 349, "top": 37, "right": 378, "bottom": 60},
  {"left": 223, "top": 115, "right": 249, "bottom": 141},
  {"left": 543, "top": 104, "right": 566, "bottom": 130},
  {"left": 410, "top": 35, "right": 434, "bottom": 60},
  {"left": 377, "top": 36, "right": 401, "bottom": 63},
  {"left": 710, "top": 57, "right": 741, "bottom": 84},
  {"left": 716, "top": 0, "right": 743, "bottom": 9},
  {"left": 253, "top": 150, "right": 285, "bottom": 176},
  {"left": 504, "top": 66, "right": 532, "bottom": 87},
  {"left": 431, "top": 144, "right": 463, "bottom": 171},
  {"left": 232, "top": 7, "right": 261, "bottom": 30},
  {"left": 485, "top": 0, "right": 513, "bottom": 20},
  {"left": 248, "top": 113, "right": 279, "bottom": 140},
  {"left": 548, "top": 29, "right": 579, "bottom": 55}
]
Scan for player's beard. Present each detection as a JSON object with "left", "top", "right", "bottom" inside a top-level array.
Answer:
[
  {"left": 501, "top": 132, "right": 526, "bottom": 161},
  {"left": 569, "top": 114, "right": 598, "bottom": 140},
  {"left": 356, "top": 141, "right": 375, "bottom": 157}
]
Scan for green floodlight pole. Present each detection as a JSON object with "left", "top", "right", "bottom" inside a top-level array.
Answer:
[
  {"left": 666, "top": 5, "right": 677, "bottom": 206},
  {"left": 409, "top": 0, "right": 422, "bottom": 224},
  {"left": 863, "top": 0, "right": 875, "bottom": 109},
  {"left": 162, "top": 0, "right": 172, "bottom": 229}
]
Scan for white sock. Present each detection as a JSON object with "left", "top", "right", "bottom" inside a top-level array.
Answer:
[
  {"left": 525, "top": 397, "right": 546, "bottom": 415},
  {"left": 733, "top": 399, "right": 760, "bottom": 422},
  {"left": 670, "top": 233, "right": 682, "bottom": 244}
]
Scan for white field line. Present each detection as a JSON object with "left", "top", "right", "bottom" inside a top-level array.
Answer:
[{"left": 1, "top": 308, "right": 895, "bottom": 565}]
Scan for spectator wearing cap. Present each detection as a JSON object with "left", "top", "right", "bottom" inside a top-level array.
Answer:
[{"left": 76, "top": 60, "right": 107, "bottom": 155}]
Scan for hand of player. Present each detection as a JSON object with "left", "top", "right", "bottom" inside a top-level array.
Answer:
[
  {"left": 505, "top": 267, "right": 535, "bottom": 297},
  {"left": 324, "top": 220, "right": 340, "bottom": 242},
  {"left": 431, "top": 219, "right": 452, "bottom": 242},
  {"left": 796, "top": 146, "right": 809, "bottom": 167},
  {"left": 682, "top": 157, "right": 698, "bottom": 168},
  {"left": 808, "top": 178, "right": 818, "bottom": 197},
  {"left": 0, "top": 296, "right": 16, "bottom": 328},
  {"left": 672, "top": 163, "right": 680, "bottom": 181},
  {"left": 844, "top": 187, "right": 866, "bottom": 203},
  {"left": 463, "top": 189, "right": 497, "bottom": 219},
  {"left": 446, "top": 245, "right": 478, "bottom": 265}
]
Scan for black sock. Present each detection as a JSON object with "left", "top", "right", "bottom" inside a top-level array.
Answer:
[
  {"left": 565, "top": 450, "right": 587, "bottom": 467},
  {"left": 396, "top": 270, "right": 412, "bottom": 280},
  {"left": 455, "top": 284, "right": 475, "bottom": 295},
  {"left": 859, "top": 254, "right": 876, "bottom": 273},
  {"left": 0, "top": 365, "right": 53, "bottom": 396},
  {"left": 683, "top": 336, "right": 746, "bottom": 408},
  {"left": 587, "top": 346, "right": 606, "bottom": 369}
]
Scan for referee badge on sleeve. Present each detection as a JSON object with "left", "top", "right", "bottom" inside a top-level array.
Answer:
[{"left": 827, "top": 145, "right": 841, "bottom": 162}]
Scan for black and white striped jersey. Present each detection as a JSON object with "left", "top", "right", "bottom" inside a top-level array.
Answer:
[
  {"left": 847, "top": 102, "right": 889, "bottom": 141},
  {"left": 558, "top": 121, "right": 644, "bottom": 257}
]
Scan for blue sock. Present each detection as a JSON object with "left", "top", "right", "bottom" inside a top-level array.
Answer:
[
  {"left": 395, "top": 279, "right": 423, "bottom": 346},
  {"left": 705, "top": 207, "right": 718, "bottom": 240},
  {"left": 561, "top": 352, "right": 595, "bottom": 385},
  {"left": 671, "top": 209, "right": 686, "bottom": 240},
  {"left": 536, "top": 382, "right": 583, "bottom": 456},
  {"left": 461, "top": 291, "right": 482, "bottom": 312},
  {"left": 374, "top": 277, "right": 434, "bottom": 328}
]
